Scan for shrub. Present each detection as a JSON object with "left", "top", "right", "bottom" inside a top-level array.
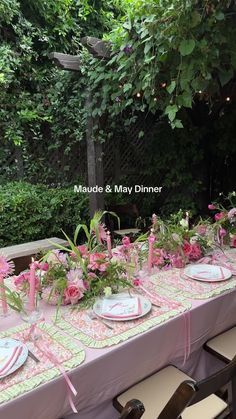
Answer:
[{"left": 0, "top": 182, "right": 89, "bottom": 247}]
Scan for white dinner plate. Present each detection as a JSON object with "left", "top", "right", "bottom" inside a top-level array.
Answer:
[
  {"left": 0, "top": 338, "right": 28, "bottom": 379},
  {"left": 93, "top": 293, "right": 152, "bottom": 321},
  {"left": 183, "top": 264, "right": 232, "bottom": 282}
]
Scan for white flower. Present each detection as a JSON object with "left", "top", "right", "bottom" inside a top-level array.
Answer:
[
  {"left": 190, "top": 236, "right": 198, "bottom": 244},
  {"left": 104, "top": 286, "right": 112, "bottom": 297},
  {"left": 180, "top": 219, "right": 188, "bottom": 228}
]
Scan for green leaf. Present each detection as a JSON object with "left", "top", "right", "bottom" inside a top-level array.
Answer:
[
  {"left": 179, "top": 39, "right": 196, "bottom": 56},
  {"left": 219, "top": 69, "right": 234, "bottom": 86},
  {"left": 215, "top": 12, "right": 225, "bottom": 21},
  {"left": 144, "top": 43, "right": 152, "bottom": 55},
  {"left": 165, "top": 104, "right": 178, "bottom": 122},
  {"left": 191, "top": 11, "right": 201, "bottom": 27},
  {"left": 123, "top": 83, "right": 132, "bottom": 92},
  {"left": 178, "top": 91, "right": 192, "bottom": 108},
  {"left": 167, "top": 80, "right": 176, "bottom": 94}
]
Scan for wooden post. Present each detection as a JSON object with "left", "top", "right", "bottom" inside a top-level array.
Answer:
[
  {"left": 49, "top": 48, "right": 108, "bottom": 217},
  {"left": 86, "top": 92, "right": 104, "bottom": 217}
]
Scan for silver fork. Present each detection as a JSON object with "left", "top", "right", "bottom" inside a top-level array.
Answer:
[{"left": 87, "top": 311, "right": 114, "bottom": 330}]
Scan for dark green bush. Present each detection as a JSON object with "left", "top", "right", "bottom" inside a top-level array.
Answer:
[{"left": 0, "top": 182, "right": 89, "bottom": 247}]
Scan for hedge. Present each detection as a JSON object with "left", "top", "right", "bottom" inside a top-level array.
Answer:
[{"left": 0, "top": 182, "right": 89, "bottom": 247}]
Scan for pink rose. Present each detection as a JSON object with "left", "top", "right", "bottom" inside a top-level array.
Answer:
[
  {"left": 208, "top": 204, "right": 216, "bottom": 210},
  {"left": 231, "top": 235, "right": 236, "bottom": 248},
  {"left": 64, "top": 284, "right": 83, "bottom": 305},
  {"left": 214, "top": 212, "right": 226, "bottom": 221}
]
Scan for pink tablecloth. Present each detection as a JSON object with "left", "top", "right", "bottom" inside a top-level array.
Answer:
[{"left": 1, "top": 288, "right": 236, "bottom": 419}]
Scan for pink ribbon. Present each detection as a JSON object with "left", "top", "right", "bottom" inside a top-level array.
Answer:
[
  {"left": 182, "top": 311, "right": 191, "bottom": 366},
  {"left": 24, "top": 321, "right": 78, "bottom": 414},
  {"left": 34, "top": 340, "right": 78, "bottom": 413}
]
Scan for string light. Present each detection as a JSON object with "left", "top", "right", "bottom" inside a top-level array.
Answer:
[
  {"left": 226, "top": 97, "right": 231, "bottom": 102},
  {"left": 136, "top": 92, "right": 141, "bottom": 98},
  {"left": 154, "top": 97, "right": 157, "bottom": 102},
  {"left": 161, "top": 82, "right": 166, "bottom": 88},
  {"left": 198, "top": 90, "right": 202, "bottom": 94}
]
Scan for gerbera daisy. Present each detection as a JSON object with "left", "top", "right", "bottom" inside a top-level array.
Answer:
[{"left": 0, "top": 254, "right": 15, "bottom": 277}]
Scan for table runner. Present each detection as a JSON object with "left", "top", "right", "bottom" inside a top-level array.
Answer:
[
  {"left": 55, "top": 293, "right": 191, "bottom": 348},
  {"left": 0, "top": 322, "right": 85, "bottom": 404}
]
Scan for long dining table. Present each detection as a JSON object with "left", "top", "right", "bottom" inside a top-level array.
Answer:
[{"left": 1, "top": 250, "right": 236, "bottom": 419}]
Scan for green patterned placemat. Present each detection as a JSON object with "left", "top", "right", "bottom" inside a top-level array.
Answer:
[
  {"left": 150, "top": 266, "right": 236, "bottom": 300},
  {"left": 55, "top": 294, "right": 191, "bottom": 348},
  {"left": 0, "top": 322, "right": 85, "bottom": 404}
]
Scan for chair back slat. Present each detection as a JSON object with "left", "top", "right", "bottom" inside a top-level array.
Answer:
[
  {"left": 158, "top": 380, "right": 196, "bottom": 419},
  {"left": 189, "top": 354, "right": 236, "bottom": 405}
]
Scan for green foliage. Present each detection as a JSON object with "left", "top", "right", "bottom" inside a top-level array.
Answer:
[
  {"left": 88, "top": 0, "right": 236, "bottom": 127},
  {"left": 0, "top": 182, "right": 89, "bottom": 246}
]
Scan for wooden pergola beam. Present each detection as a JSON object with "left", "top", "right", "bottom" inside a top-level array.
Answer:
[
  {"left": 81, "top": 36, "right": 111, "bottom": 59},
  {"left": 49, "top": 52, "right": 81, "bottom": 72}
]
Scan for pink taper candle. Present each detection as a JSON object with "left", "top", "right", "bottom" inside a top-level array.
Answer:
[
  {"left": 0, "top": 275, "right": 8, "bottom": 315},
  {"left": 107, "top": 231, "right": 112, "bottom": 258},
  {"left": 29, "top": 258, "right": 36, "bottom": 311},
  {"left": 148, "top": 229, "right": 155, "bottom": 274}
]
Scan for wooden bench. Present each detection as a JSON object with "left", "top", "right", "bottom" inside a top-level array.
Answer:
[{"left": 0, "top": 237, "right": 68, "bottom": 274}]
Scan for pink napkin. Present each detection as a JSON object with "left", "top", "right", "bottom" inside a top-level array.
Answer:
[
  {"left": 0, "top": 346, "right": 23, "bottom": 377},
  {"left": 101, "top": 297, "right": 142, "bottom": 318}
]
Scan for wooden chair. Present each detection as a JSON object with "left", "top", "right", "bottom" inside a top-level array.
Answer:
[
  {"left": 205, "top": 325, "right": 236, "bottom": 364},
  {"left": 106, "top": 203, "right": 140, "bottom": 237},
  {"left": 119, "top": 400, "right": 145, "bottom": 419},
  {"left": 114, "top": 356, "right": 236, "bottom": 419}
]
